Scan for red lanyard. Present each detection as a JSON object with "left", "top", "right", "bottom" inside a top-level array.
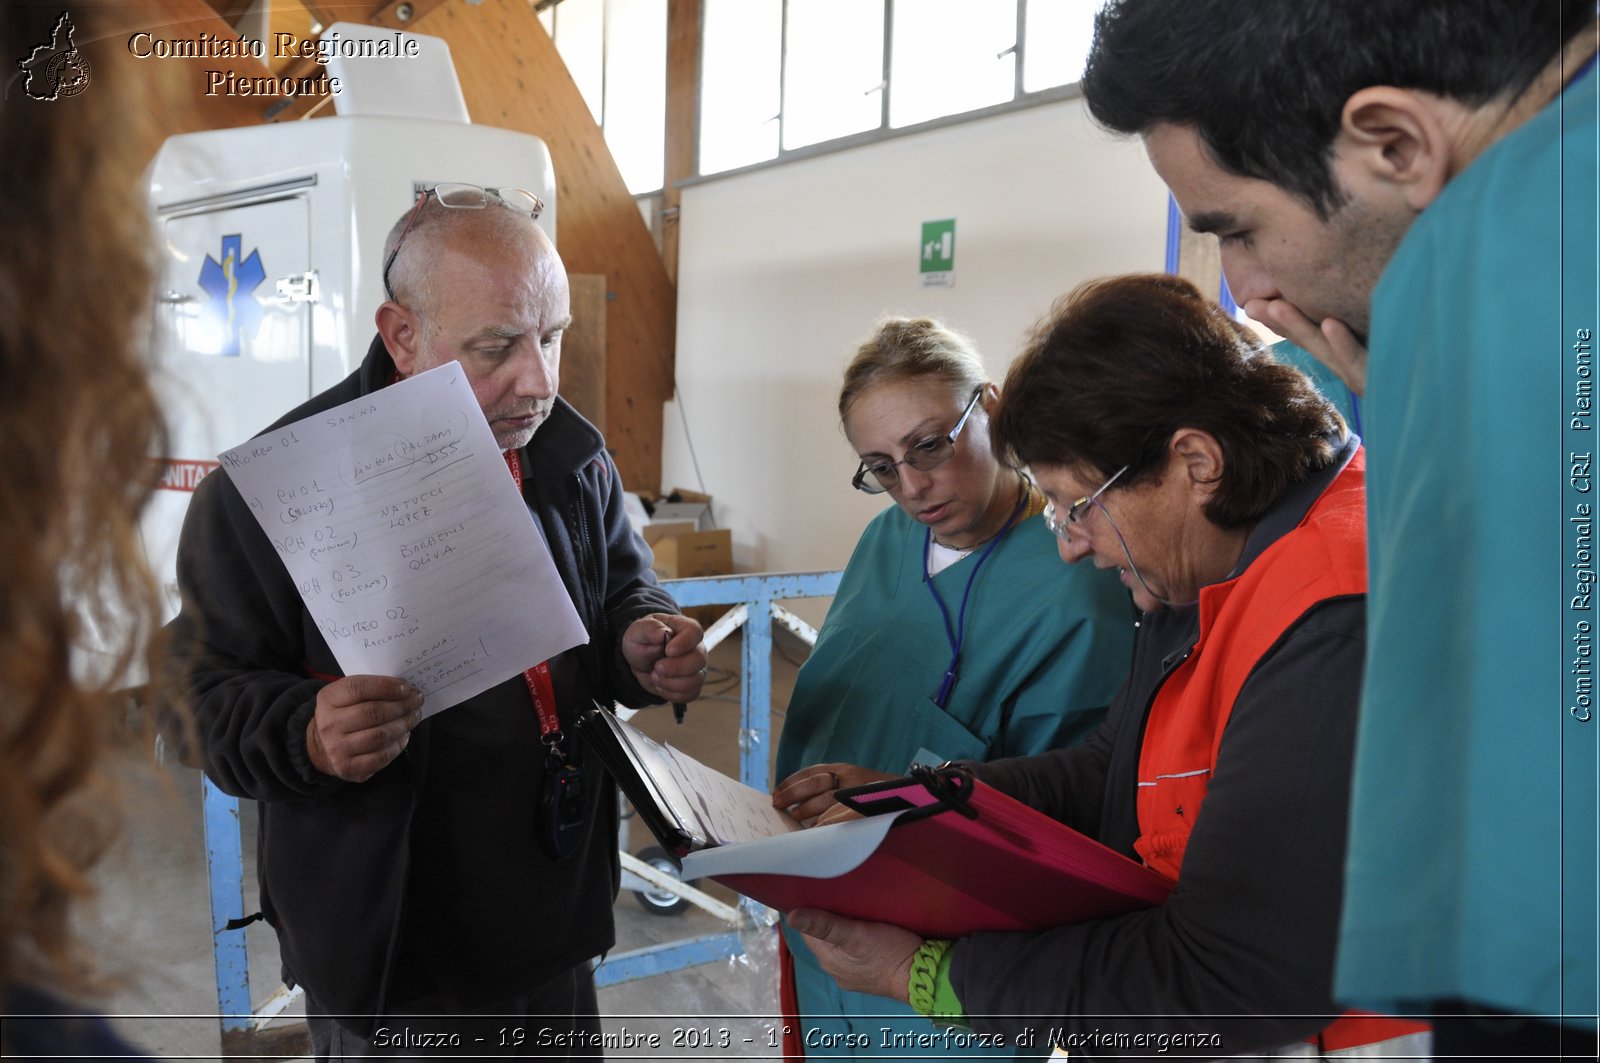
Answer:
[{"left": 505, "top": 449, "right": 563, "bottom": 749}]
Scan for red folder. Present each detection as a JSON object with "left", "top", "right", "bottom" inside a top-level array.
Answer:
[{"left": 707, "top": 768, "right": 1173, "bottom": 939}]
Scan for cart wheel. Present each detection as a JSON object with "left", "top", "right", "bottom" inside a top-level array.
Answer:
[{"left": 633, "top": 846, "right": 691, "bottom": 916}]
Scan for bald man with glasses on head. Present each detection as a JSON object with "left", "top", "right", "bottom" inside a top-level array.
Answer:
[{"left": 169, "top": 185, "right": 707, "bottom": 1058}]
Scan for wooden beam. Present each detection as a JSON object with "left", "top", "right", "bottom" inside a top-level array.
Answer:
[
  {"left": 412, "top": 0, "right": 676, "bottom": 496},
  {"left": 298, "top": 2, "right": 344, "bottom": 27},
  {"left": 365, "top": 0, "right": 450, "bottom": 31},
  {"left": 265, "top": 0, "right": 316, "bottom": 72},
  {"left": 286, "top": 2, "right": 451, "bottom": 37},
  {"left": 203, "top": 0, "right": 260, "bottom": 26},
  {"left": 259, "top": 1, "right": 449, "bottom": 120},
  {"left": 295, "top": 1, "right": 442, "bottom": 29},
  {"left": 661, "top": 0, "right": 701, "bottom": 286},
  {"left": 563, "top": 273, "right": 609, "bottom": 434}
]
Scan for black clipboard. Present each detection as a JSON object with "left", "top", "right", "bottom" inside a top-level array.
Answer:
[{"left": 576, "top": 703, "right": 704, "bottom": 858}]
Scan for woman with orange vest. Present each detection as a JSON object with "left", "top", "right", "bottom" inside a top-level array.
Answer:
[{"left": 785, "top": 273, "right": 1428, "bottom": 1058}]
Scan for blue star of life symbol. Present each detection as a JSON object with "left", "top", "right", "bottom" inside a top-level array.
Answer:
[{"left": 198, "top": 234, "right": 266, "bottom": 357}]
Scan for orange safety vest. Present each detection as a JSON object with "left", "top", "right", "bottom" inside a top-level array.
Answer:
[{"left": 1133, "top": 451, "right": 1428, "bottom": 1053}]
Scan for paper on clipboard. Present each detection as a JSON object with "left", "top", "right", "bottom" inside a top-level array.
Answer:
[
  {"left": 216, "top": 363, "right": 587, "bottom": 714},
  {"left": 578, "top": 706, "right": 800, "bottom": 854}
]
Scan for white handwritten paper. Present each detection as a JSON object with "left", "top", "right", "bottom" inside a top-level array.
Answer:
[
  {"left": 612, "top": 715, "right": 800, "bottom": 847},
  {"left": 217, "top": 363, "right": 588, "bottom": 715}
]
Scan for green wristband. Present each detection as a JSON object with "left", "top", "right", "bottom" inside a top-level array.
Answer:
[{"left": 907, "top": 938, "right": 951, "bottom": 1016}]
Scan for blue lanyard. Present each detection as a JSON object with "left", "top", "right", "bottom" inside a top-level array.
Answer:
[{"left": 923, "top": 487, "right": 1029, "bottom": 709}]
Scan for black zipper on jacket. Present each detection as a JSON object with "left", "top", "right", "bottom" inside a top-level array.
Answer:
[{"left": 571, "top": 471, "right": 611, "bottom": 705}]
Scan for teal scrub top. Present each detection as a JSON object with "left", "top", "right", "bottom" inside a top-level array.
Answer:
[
  {"left": 776, "top": 503, "right": 1135, "bottom": 1058},
  {"left": 776, "top": 506, "right": 1134, "bottom": 780},
  {"left": 1338, "top": 60, "right": 1599, "bottom": 1022}
]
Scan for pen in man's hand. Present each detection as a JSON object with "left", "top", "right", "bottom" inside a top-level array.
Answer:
[{"left": 664, "top": 627, "right": 688, "bottom": 724}]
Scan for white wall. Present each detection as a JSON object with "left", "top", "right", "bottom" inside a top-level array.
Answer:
[{"left": 663, "top": 96, "right": 1168, "bottom": 598}]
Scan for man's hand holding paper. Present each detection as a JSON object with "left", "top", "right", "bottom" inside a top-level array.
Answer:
[{"left": 305, "top": 674, "right": 425, "bottom": 783}]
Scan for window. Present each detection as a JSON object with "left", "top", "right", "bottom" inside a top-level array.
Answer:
[
  {"left": 782, "top": 0, "right": 885, "bottom": 151},
  {"left": 603, "top": 0, "right": 667, "bottom": 192},
  {"left": 888, "top": 0, "right": 1016, "bottom": 129},
  {"left": 542, "top": 0, "right": 667, "bottom": 195},
  {"left": 542, "top": 0, "right": 1106, "bottom": 189},
  {"left": 698, "top": 0, "right": 1106, "bottom": 179},
  {"left": 550, "top": 0, "right": 604, "bottom": 126},
  {"left": 1023, "top": 0, "right": 1101, "bottom": 93},
  {"left": 699, "top": 0, "right": 782, "bottom": 174}
]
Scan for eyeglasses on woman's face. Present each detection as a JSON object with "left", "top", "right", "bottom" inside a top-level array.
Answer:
[
  {"left": 850, "top": 386, "right": 984, "bottom": 494},
  {"left": 1042, "top": 464, "right": 1129, "bottom": 541}
]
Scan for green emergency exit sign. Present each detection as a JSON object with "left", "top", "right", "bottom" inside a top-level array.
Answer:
[{"left": 920, "top": 218, "right": 955, "bottom": 288}]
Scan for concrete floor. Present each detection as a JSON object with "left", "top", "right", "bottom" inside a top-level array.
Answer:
[{"left": 86, "top": 633, "right": 806, "bottom": 1060}]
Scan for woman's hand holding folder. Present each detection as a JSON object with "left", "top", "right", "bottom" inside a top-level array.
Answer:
[
  {"left": 786, "top": 907, "right": 921, "bottom": 1003},
  {"left": 772, "top": 762, "right": 898, "bottom": 826}
]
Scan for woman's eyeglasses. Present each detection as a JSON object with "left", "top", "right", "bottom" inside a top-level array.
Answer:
[
  {"left": 1043, "top": 464, "right": 1129, "bottom": 540},
  {"left": 851, "top": 386, "right": 985, "bottom": 494}
]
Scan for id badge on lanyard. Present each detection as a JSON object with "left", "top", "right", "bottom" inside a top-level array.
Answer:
[{"left": 526, "top": 661, "right": 587, "bottom": 861}]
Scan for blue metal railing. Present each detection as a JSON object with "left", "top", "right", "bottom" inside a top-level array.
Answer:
[{"left": 200, "top": 570, "right": 843, "bottom": 1041}]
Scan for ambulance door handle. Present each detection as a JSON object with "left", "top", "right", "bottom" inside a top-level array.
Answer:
[
  {"left": 276, "top": 271, "right": 320, "bottom": 304},
  {"left": 158, "top": 291, "right": 197, "bottom": 304}
]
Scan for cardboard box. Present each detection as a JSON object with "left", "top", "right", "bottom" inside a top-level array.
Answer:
[
  {"left": 650, "top": 501, "right": 713, "bottom": 530},
  {"left": 641, "top": 520, "right": 697, "bottom": 547},
  {"left": 650, "top": 487, "right": 715, "bottom": 531},
  {"left": 650, "top": 528, "right": 733, "bottom": 580}
]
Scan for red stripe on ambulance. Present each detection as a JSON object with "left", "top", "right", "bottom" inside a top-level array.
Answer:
[{"left": 156, "top": 459, "right": 221, "bottom": 492}]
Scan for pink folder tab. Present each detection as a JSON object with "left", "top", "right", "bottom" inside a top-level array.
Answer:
[{"left": 708, "top": 767, "right": 1174, "bottom": 939}]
